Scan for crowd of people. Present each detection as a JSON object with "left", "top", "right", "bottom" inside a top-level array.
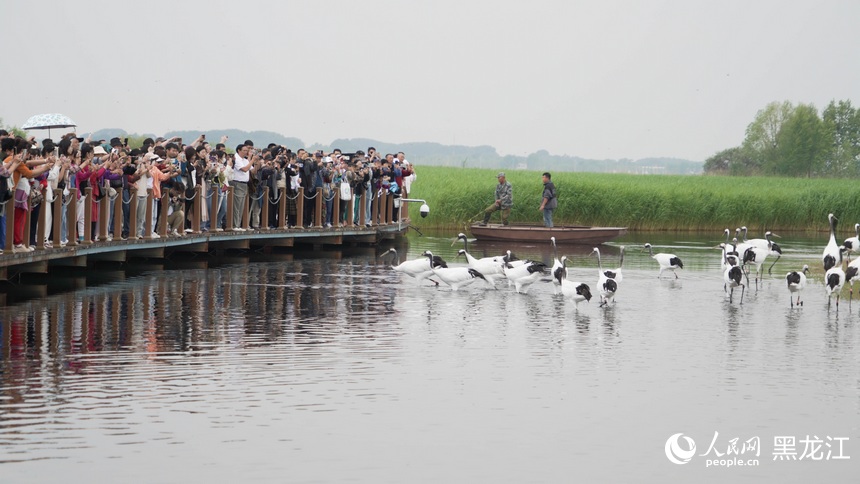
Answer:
[{"left": 0, "top": 130, "right": 416, "bottom": 254}]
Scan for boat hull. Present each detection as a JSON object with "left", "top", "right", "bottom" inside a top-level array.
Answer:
[{"left": 469, "top": 224, "right": 627, "bottom": 244}]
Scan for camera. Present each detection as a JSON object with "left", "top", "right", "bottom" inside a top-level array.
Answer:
[{"left": 419, "top": 203, "right": 430, "bottom": 218}]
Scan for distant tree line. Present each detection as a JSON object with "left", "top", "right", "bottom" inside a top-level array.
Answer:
[{"left": 704, "top": 99, "right": 860, "bottom": 177}]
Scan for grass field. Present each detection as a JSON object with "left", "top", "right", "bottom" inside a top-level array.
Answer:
[{"left": 406, "top": 167, "right": 860, "bottom": 232}]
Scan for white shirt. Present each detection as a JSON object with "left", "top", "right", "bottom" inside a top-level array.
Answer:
[{"left": 233, "top": 154, "right": 250, "bottom": 182}]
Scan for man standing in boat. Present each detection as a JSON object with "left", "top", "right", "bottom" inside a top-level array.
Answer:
[
  {"left": 539, "top": 172, "right": 557, "bottom": 227},
  {"left": 478, "top": 172, "right": 512, "bottom": 226}
]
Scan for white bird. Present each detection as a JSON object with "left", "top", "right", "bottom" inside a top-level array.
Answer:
[
  {"left": 722, "top": 244, "right": 745, "bottom": 304},
  {"left": 785, "top": 265, "right": 809, "bottom": 308},
  {"left": 823, "top": 213, "right": 841, "bottom": 272},
  {"left": 643, "top": 243, "right": 683, "bottom": 279},
  {"left": 556, "top": 267, "right": 592, "bottom": 309},
  {"left": 421, "top": 250, "right": 488, "bottom": 291},
  {"left": 843, "top": 223, "right": 860, "bottom": 261},
  {"left": 844, "top": 254, "right": 860, "bottom": 305},
  {"left": 456, "top": 249, "right": 504, "bottom": 286},
  {"left": 455, "top": 233, "right": 504, "bottom": 270},
  {"left": 744, "top": 229, "right": 783, "bottom": 274},
  {"left": 825, "top": 256, "right": 846, "bottom": 311},
  {"left": 741, "top": 231, "right": 779, "bottom": 287},
  {"left": 719, "top": 230, "right": 741, "bottom": 272},
  {"left": 591, "top": 247, "right": 618, "bottom": 307},
  {"left": 381, "top": 248, "right": 445, "bottom": 285},
  {"left": 502, "top": 254, "right": 549, "bottom": 294},
  {"left": 591, "top": 247, "right": 622, "bottom": 281},
  {"left": 550, "top": 236, "right": 565, "bottom": 293}
]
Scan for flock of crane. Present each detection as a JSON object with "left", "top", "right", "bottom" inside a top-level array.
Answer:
[{"left": 380, "top": 213, "right": 860, "bottom": 312}]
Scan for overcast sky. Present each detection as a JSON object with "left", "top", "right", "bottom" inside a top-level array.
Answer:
[{"left": 3, "top": 0, "right": 859, "bottom": 161}]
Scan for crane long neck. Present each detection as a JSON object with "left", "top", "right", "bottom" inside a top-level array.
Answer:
[
  {"left": 552, "top": 240, "right": 558, "bottom": 261},
  {"left": 647, "top": 245, "right": 654, "bottom": 257},
  {"left": 619, "top": 248, "right": 624, "bottom": 268},
  {"left": 595, "top": 250, "right": 602, "bottom": 270},
  {"left": 461, "top": 237, "right": 468, "bottom": 253}
]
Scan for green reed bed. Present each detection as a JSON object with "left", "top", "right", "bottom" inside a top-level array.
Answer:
[{"left": 407, "top": 167, "right": 860, "bottom": 231}]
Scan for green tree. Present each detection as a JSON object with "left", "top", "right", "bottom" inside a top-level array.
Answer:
[
  {"left": 0, "top": 117, "right": 28, "bottom": 138},
  {"left": 703, "top": 147, "right": 758, "bottom": 175},
  {"left": 822, "top": 99, "right": 860, "bottom": 176},
  {"left": 742, "top": 101, "right": 794, "bottom": 174},
  {"left": 774, "top": 104, "right": 830, "bottom": 177}
]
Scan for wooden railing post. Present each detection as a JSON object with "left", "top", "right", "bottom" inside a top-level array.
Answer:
[
  {"left": 346, "top": 195, "right": 354, "bottom": 226},
  {"left": 278, "top": 190, "right": 286, "bottom": 229},
  {"left": 83, "top": 187, "right": 93, "bottom": 244},
  {"left": 98, "top": 182, "right": 109, "bottom": 241},
  {"left": 296, "top": 188, "right": 304, "bottom": 228},
  {"left": 192, "top": 185, "right": 202, "bottom": 233},
  {"left": 332, "top": 190, "right": 340, "bottom": 227},
  {"left": 144, "top": 188, "right": 153, "bottom": 238},
  {"left": 261, "top": 187, "right": 269, "bottom": 230},
  {"left": 113, "top": 188, "right": 123, "bottom": 239},
  {"left": 36, "top": 187, "right": 47, "bottom": 250},
  {"left": 371, "top": 191, "right": 379, "bottom": 227},
  {"left": 158, "top": 192, "right": 169, "bottom": 237},
  {"left": 226, "top": 186, "right": 234, "bottom": 230},
  {"left": 67, "top": 188, "right": 78, "bottom": 246},
  {"left": 359, "top": 193, "right": 367, "bottom": 227},
  {"left": 129, "top": 188, "right": 139, "bottom": 239},
  {"left": 210, "top": 184, "right": 220, "bottom": 231},
  {"left": 314, "top": 192, "right": 322, "bottom": 228},
  {"left": 52, "top": 189, "right": 62, "bottom": 247},
  {"left": 386, "top": 194, "right": 394, "bottom": 224}
]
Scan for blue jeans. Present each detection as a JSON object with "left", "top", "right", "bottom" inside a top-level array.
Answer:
[{"left": 543, "top": 208, "right": 554, "bottom": 228}]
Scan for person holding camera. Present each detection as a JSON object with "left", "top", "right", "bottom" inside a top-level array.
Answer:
[{"left": 166, "top": 186, "right": 186, "bottom": 236}]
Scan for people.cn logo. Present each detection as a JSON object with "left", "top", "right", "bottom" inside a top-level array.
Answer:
[{"left": 665, "top": 433, "right": 697, "bottom": 465}]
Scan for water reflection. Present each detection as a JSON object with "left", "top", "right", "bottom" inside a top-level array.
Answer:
[{"left": 1, "top": 238, "right": 859, "bottom": 482}]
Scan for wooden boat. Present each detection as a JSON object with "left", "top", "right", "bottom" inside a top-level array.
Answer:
[{"left": 469, "top": 223, "right": 627, "bottom": 244}]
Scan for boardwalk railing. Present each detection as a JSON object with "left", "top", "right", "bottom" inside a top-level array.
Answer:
[{"left": 1, "top": 182, "right": 409, "bottom": 279}]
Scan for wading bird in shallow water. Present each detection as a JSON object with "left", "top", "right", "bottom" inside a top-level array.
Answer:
[
  {"left": 591, "top": 247, "right": 619, "bottom": 307},
  {"left": 823, "top": 213, "right": 840, "bottom": 272},
  {"left": 643, "top": 243, "right": 683, "bottom": 279},
  {"left": 421, "top": 250, "right": 488, "bottom": 291},
  {"left": 741, "top": 231, "right": 780, "bottom": 289},
  {"left": 824, "top": 248, "right": 846, "bottom": 311},
  {"left": 785, "top": 265, "right": 809, "bottom": 308},
  {"left": 550, "top": 237, "right": 565, "bottom": 293},
  {"left": 844, "top": 223, "right": 860, "bottom": 261},
  {"left": 380, "top": 248, "right": 445, "bottom": 286},
  {"left": 555, "top": 261, "right": 592, "bottom": 309},
  {"left": 723, "top": 244, "right": 745, "bottom": 304},
  {"left": 454, "top": 233, "right": 506, "bottom": 283},
  {"left": 502, "top": 253, "right": 549, "bottom": 294},
  {"left": 843, "top": 254, "right": 860, "bottom": 307}
]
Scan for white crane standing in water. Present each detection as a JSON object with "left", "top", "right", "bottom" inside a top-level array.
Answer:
[
  {"left": 844, "top": 223, "right": 860, "bottom": 261},
  {"left": 555, "top": 259, "right": 592, "bottom": 309},
  {"left": 591, "top": 247, "right": 619, "bottom": 307},
  {"left": 823, "top": 213, "right": 841, "bottom": 272},
  {"left": 421, "top": 250, "right": 489, "bottom": 291},
  {"left": 722, "top": 243, "right": 745, "bottom": 304},
  {"left": 643, "top": 243, "right": 683, "bottom": 279},
  {"left": 785, "top": 265, "right": 809, "bottom": 308},
  {"left": 824, "top": 244, "right": 846, "bottom": 311},
  {"left": 380, "top": 248, "right": 445, "bottom": 286}
]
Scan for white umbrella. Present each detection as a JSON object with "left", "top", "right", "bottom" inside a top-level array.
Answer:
[{"left": 21, "top": 113, "right": 77, "bottom": 138}]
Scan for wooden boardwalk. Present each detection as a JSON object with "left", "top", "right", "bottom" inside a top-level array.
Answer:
[{"left": 1, "top": 184, "right": 411, "bottom": 281}]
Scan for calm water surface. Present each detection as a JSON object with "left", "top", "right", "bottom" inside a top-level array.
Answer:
[{"left": 1, "top": 232, "right": 858, "bottom": 483}]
